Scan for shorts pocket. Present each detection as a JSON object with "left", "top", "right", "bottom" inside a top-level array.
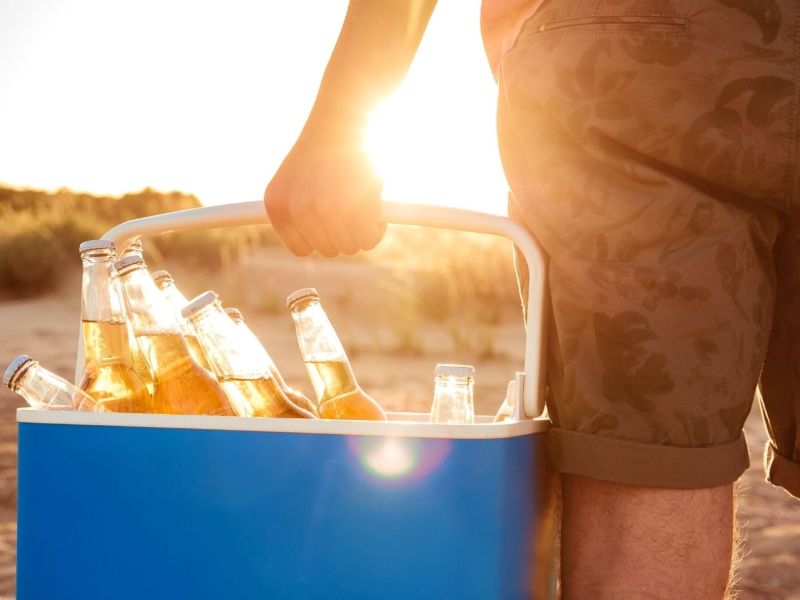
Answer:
[{"left": 536, "top": 14, "right": 688, "bottom": 34}]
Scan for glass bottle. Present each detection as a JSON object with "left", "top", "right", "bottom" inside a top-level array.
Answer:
[
  {"left": 115, "top": 237, "right": 154, "bottom": 390},
  {"left": 287, "top": 288, "right": 386, "bottom": 421},
  {"left": 183, "top": 292, "right": 316, "bottom": 418},
  {"left": 494, "top": 396, "right": 514, "bottom": 423},
  {"left": 430, "top": 364, "right": 475, "bottom": 424},
  {"left": 5, "top": 355, "right": 99, "bottom": 411},
  {"left": 152, "top": 269, "right": 213, "bottom": 372},
  {"left": 225, "top": 306, "right": 319, "bottom": 417},
  {"left": 115, "top": 255, "right": 233, "bottom": 416},
  {"left": 78, "top": 240, "right": 153, "bottom": 413},
  {"left": 120, "top": 237, "right": 143, "bottom": 260}
]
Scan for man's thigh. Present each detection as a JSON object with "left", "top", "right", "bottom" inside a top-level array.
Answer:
[{"left": 498, "top": 0, "right": 795, "bottom": 490}]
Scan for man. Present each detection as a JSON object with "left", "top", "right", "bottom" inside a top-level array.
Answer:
[{"left": 265, "top": 1, "right": 800, "bottom": 597}]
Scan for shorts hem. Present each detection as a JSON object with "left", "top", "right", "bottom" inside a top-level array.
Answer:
[
  {"left": 764, "top": 443, "right": 800, "bottom": 499},
  {"left": 546, "top": 427, "right": 749, "bottom": 488}
]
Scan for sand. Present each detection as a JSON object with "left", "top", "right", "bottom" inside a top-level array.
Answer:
[{"left": 0, "top": 265, "right": 798, "bottom": 599}]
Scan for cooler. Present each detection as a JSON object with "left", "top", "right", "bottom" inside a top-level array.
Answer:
[{"left": 16, "top": 201, "right": 556, "bottom": 599}]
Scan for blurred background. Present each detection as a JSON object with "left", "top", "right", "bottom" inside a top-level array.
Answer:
[{"left": 1, "top": 1, "right": 798, "bottom": 598}]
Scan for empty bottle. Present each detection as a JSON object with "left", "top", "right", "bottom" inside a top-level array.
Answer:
[
  {"left": 183, "top": 292, "right": 316, "bottom": 419},
  {"left": 225, "top": 306, "right": 318, "bottom": 418},
  {"left": 115, "top": 255, "right": 234, "bottom": 416},
  {"left": 5, "top": 355, "right": 99, "bottom": 411},
  {"left": 288, "top": 288, "right": 386, "bottom": 421},
  {"left": 78, "top": 240, "right": 153, "bottom": 413},
  {"left": 430, "top": 364, "right": 475, "bottom": 424},
  {"left": 152, "top": 269, "right": 213, "bottom": 372}
]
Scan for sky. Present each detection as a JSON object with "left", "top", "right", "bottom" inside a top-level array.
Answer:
[{"left": 0, "top": 0, "right": 508, "bottom": 214}]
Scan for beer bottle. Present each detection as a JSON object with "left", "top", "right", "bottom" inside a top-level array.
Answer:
[
  {"left": 225, "top": 306, "right": 319, "bottom": 418},
  {"left": 287, "top": 288, "right": 386, "bottom": 421},
  {"left": 120, "top": 237, "right": 143, "bottom": 260},
  {"left": 115, "top": 238, "right": 154, "bottom": 391},
  {"left": 183, "top": 292, "right": 316, "bottom": 419},
  {"left": 429, "top": 364, "right": 475, "bottom": 424},
  {"left": 493, "top": 389, "right": 514, "bottom": 423},
  {"left": 151, "top": 269, "right": 213, "bottom": 373},
  {"left": 78, "top": 240, "right": 153, "bottom": 413},
  {"left": 4, "top": 355, "right": 99, "bottom": 411},
  {"left": 115, "top": 255, "right": 234, "bottom": 416}
]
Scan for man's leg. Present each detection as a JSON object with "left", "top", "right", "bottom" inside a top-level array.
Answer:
[{"left": 560, "top": 476, "right": 733, "bottom": 600}]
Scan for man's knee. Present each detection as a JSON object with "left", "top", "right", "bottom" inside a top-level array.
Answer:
[{"left": 558, "top": 475, "right": 734, "bottom": 600}]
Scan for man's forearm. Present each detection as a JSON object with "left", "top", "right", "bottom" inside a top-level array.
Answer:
[{"left": 302, "top": 0, "right": 437, "bottom": 136}]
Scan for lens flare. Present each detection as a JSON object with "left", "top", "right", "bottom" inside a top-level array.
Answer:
[
  {"left": 348, "top": 436, "right": 451, "bottom": 483},
  {"left": 363, "top": 437, "right": 415, "bottom": 478}
]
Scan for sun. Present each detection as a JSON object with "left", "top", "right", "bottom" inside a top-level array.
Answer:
[{"left": 364, "top": 90, "right": 508, "bottom": 217}]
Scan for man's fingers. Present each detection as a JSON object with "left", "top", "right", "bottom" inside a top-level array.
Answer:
[
  {"left": 315, "top": 201, "right": 360, "bottom": 255},
  {"left": 276, "top": 223, "right": 314, "bottom": 257},
  {"left": 265, "top": 187, "right": 313, "bottom": 257},
  {"left": 349, "top": 219, "right": 386, "bottom": 251},
  {"left": 293, "top": 196, "right": 340, "bottom": 257}
]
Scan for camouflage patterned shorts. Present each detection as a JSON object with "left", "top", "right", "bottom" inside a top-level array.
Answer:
[{"left": 497, "top": 0, "right": 800, "bottom": 496}]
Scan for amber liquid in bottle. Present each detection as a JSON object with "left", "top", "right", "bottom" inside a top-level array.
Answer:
[
  {"left": 219, "top": 376, "right": 315, "bottom": 418},
  {"left": 138, "top": 330, "right": 233, "bottom": 416},
  {"left": 283, "top": 386, "right": 319, "bottom": 418},
  {"left": 184, "top": 333, "right": 214, "bottom": 373},
  {"left": 80, "top": 320, "right": 153, "bottom": 413},
  {"left": 305, "top": 360, "right": 386, "bottom": 420}
]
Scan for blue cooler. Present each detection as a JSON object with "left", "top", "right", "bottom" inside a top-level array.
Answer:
[{"left": 16, "top": 202, "right": 555, "bottom": 599}]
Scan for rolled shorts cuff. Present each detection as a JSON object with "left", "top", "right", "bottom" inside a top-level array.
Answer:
[
  {"left": 764, "top": 443, "right": 800, "bottom": 499},
  {"left": 546, "top": 428, "right": 750, "bottom": 488}
]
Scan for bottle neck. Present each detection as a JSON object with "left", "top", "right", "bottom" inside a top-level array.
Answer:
[
  {"left": 14, "top": 362, "right": 94, "bottom": 410},
  {"left": 190, "top": 303, "right": 272, "bottom": 380},
  {"left": 289, "top": 298, "right": 349, "bottom": 365},
  {"left": 160, "top": 281, "right": 189, "bottom": 318},
  {"left": 81, "top": 251, "right": 122, "bottom": 323},
  {"left": 434, "top": 375, "right": 474, "bottom": 403},
  {"left": 119, "top": 267, "right": 180, "bottom": 334},
  {"left": 231, "top": 320, "right": 278, "bottom": 374}
]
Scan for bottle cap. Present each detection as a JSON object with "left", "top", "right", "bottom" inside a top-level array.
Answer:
[
  {"left": 114, "top": 255, "right": 146, "bottom": 276},
  {"left": 79, "top": 240, "right": 115, "bottom": 254},
  {"left": 181, "top": 291, "right": 219, "bottom": 320},
  {"left": 151, "top": 270, "right": 174, "bottom": 288},
  {"left": 286, "top": 288, "right": 319, "bottom": 308},
  {"left": 435, "top": 364, "right": 475, "bottom": 378},
  {"left": 225, "top": 307, "right": 244, "bottom": 322},
  {"left": 4, "top": 355, "right": 35, "bottom": 389}
]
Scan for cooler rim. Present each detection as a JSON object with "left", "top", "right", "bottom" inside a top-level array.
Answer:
[{"left": 16, "top": 407, "right": 548, "bottom": 439}]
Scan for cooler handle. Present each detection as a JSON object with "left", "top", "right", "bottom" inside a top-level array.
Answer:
[{"left": 99, "top": 201, "right": 549, "bottom": 419}]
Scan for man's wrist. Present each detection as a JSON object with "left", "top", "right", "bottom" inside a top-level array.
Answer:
[{"left": 300, "top": 102, "right": 371, "bottom": 147}]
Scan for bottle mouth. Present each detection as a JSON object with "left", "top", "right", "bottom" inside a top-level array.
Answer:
[
  {"left": 79, "top": 240, "right": 115, "bottom": 255},
  {"left": 181, "top": 290, "right": 219, "bottom": 321},
  {"left": 114, "top": 255, "right": 146, "bottom": 277},
  {"left": 434, "top": 364, "right": 475, "bottom": 378},
  {"left": 120, "top": 238, "right": 143, "bottom": 257},
  {"left": 225, "top": 307, "right": 244, "bottom": 323},
  {"left": 3, "top": 355, "right": 35, "bottom": 390},
  {"left": 151, "top": 270, "right": 174, "bottom": 289},
  {"left": 286, "top": 287, "right": 320, "bottom": 309}
]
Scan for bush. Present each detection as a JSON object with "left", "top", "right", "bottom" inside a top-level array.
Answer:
[
  {"left": 0, "top": 185, "right": 280, "bottom": 299},
  {"left": 0, "top": 228, "right": 60, "bottom": 297}
]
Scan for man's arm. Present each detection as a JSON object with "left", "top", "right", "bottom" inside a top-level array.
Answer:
[{"left": 265, "top": 0, "right": 437, "bottom": 257}]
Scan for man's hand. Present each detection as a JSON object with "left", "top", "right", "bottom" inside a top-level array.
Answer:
[
  {"left": 263, "top": 0, "right": 436, "bottom": 257},
  {"left": 264, "top": 127, "right": 385, "bottom": 257}
]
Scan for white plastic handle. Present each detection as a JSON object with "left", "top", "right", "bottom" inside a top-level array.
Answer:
[{"left": 99, "top": 201, "right": 549, "bottom": 419}]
